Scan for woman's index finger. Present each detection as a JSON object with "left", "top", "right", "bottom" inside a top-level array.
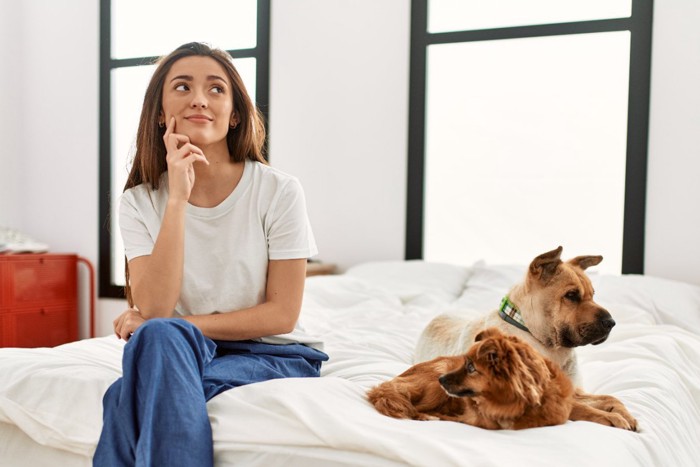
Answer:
[{"left": 166, "top": 116, "right": 175, "bottom": 135}]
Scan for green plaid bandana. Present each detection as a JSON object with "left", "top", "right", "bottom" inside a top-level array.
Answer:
[{"left": 498, "top": 296, "right": 530, "bottom": 333}]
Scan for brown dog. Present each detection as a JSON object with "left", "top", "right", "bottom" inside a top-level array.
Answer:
[
  {"left": 414, "top": 247, "right": 637, "bottom": 431},
  {"left": 368, "top": 327, "right": 573, "bottom": 429}
]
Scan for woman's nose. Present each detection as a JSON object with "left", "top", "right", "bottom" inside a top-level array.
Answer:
[{"left": 190, "top": 91, "right": 208, "bottom": 108}]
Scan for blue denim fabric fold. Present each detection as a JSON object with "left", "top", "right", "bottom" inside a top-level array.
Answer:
[{"left": 94, "top": 319, "right": 328, "bottom": 467}]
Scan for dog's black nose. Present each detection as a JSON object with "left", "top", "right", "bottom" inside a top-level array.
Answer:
[{"left": 601, "top": 317, "right": 616, "bottom": 330}]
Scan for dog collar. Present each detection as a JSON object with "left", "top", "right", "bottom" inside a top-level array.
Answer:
[{"left": 498, "top": 296, "right": 530, "bottom": 333}]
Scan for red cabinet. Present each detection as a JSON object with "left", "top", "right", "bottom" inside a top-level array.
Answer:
[{"left": 0, "top": 254, "right": 79, "bottom": 347}]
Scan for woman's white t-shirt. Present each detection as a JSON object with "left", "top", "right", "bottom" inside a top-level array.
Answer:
[{"left": 119, "top": 159, "right": 322, "bottom": 349}]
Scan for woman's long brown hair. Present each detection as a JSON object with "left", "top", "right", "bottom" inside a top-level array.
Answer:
[{"left": 123, "top": 42, "right": 267, "bottom": 306}]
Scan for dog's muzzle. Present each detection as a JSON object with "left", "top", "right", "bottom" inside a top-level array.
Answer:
[
  {"left": 560, "top": 309, "right": 616, "bottom": 347},
  {"left": 591, "top": 312, "right": 616, "bottom": 345},
  {"left": 439, "top": 374, "right": 475, "bottom": 398}
]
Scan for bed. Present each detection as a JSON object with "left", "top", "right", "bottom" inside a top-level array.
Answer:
[{"left": 1, "top": 260, "right": 699, "bottom": 466}]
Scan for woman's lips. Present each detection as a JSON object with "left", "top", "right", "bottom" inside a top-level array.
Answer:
[{"left": 185, "top": 115, "right": 212, "bottom": 123}]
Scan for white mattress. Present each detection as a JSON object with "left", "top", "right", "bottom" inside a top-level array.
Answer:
[{"left": 1, "top": 260, "right": 699, "bottom": 466}]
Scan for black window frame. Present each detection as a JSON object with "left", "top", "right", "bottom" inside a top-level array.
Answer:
[
  {"left": 98, "top": 0, "right": 271, "bottom": 299},
  {"left": 406, "top": 0, "right": 653, "bottom": 273}
]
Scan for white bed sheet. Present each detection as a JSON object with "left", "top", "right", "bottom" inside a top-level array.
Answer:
[{"left": 1, "top": 260, "right": 699, "bottom": 466}]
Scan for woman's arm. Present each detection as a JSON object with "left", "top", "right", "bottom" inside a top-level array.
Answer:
[
  {"left": 127, "top": 117, "right": 208, "bottom": 318},
  {"left": 183, "top": 258, "right": 307, "bottom": 340},
  {"left": 127, "top": 199, "right": 187, "bottom": 318},
  {"left": 115, "top": 259, "right": 307, "bottom": 341}
]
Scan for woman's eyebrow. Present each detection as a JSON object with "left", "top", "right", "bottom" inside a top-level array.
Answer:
[
  {"left": 169, "top": 75, "right": 227, "bottom": 83},
  {"left": 207, "top": 75, "right": 227, "bottom": 84}
]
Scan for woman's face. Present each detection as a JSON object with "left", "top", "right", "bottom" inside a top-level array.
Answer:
[{"left": 161, "top": 56, "right": 236, "bottom": 148}]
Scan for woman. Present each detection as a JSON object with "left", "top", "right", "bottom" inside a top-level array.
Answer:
[{"left": 93, "top": 42, "right": 327, "bottom": 466}]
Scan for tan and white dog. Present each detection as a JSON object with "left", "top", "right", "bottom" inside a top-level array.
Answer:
[{"left": 414, "top": 246, "right": 638, "bottom": 431}]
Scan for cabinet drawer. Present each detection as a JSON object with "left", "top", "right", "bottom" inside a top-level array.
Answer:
[
  {"left": 0, "top": 306, "right": 78, "bottom": 348},
  {"left": 0, "top": 256, "right": 77, "bottom": 307}
]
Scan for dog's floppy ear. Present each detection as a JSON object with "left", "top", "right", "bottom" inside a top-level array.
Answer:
[
  {"left": 489, "top": 339, "right": 547, "bottom": 407},
  {"left": 476, "top": 339, "right": 501, "bottom": 369},
  {"left": 510, "top": 343, "right": 549, "bottom": 407},
  {"left": 475, "top": 327, "right": 503, "bottom": 342},
  {"left": 568, "top": 255, "right": 603, "bottom": 270},
  {"left": 530, "top": 246, "right": 563, "bottom": 283},
  {"left": 478, "top": 336, "right": 548, "bottom": 407}
]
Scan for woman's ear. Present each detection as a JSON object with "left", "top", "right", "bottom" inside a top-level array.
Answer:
[
  {"left": 158, "top": 110, "right": 165, "bottom": 127},
  {"left": 230, "top": 113, "right": 239, "bottom": 129}
]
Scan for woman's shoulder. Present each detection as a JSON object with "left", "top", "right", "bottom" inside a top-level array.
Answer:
[
  {"left": 121, "top": 173, "right": 168, "bottom": 205},
  {"left": 249, "top": 159, "right": 302, "bottom": 189}
]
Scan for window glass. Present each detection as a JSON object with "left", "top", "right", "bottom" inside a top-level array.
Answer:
[
  {"left": 112, "top": 0, "right": 257, "bottom": 59},
  {"left": 428, "top": 0, "right": 631, "bottom": 33},
  {"left": 423, "top": 31, "right": 630, "bottom": 272}
]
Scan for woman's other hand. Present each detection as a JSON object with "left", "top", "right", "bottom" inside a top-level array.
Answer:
[
  {"left": 163, "top": 116, "right": 209, "bottom": 201},
  {"left": 114, "top": 308, "right": 146, "bottom": 341}
]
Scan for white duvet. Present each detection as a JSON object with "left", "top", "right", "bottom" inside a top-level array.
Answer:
[{"left": 1, "top": 260, "right": 699, "bottom": 466}]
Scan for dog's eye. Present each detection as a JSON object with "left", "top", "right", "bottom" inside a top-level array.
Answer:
[
  {"left": 565, "top": 290, "right": 581, "bottom": 302},
  {"left": 467, "top": 361, "right": 476, "bottom": 374}
]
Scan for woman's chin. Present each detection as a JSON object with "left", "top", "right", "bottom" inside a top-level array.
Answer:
[{"left": 181, "top": 133, "right": 227, "bottom": 149}]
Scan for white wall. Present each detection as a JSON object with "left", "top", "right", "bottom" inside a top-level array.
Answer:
[
  {"left": 0, "top": 0, "right": 698, "bottom": 338},
  {"left": 0, "top": 0, "right": 103, "bottom": 338},
  {"left": 645, "top": 0, "right": 700, "bottom": 285},
  {"left": 0, "top": 0, "right": 22, "bottom": 228},
  {"left": 269, "top": 0, "right": 410, "bottom": 271}
]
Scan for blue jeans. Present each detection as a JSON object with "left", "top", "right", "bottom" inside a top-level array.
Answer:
[{"left": 93, "top": 319, "right": 328, "bottom": 467}]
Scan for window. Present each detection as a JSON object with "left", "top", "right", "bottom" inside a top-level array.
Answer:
[
  {"left": 407, "top": 0, "right": 652, "bottom": 273},
  {"left": 98, "top": 0, "right": 270, "bottom": 298}
]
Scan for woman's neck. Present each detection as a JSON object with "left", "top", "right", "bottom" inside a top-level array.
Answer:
[
  {"left": 196, "top": 140, "right": 231, "bottom": 169},
  {"left": 188, "top": 143, "right": 245, "bottom": 208}
]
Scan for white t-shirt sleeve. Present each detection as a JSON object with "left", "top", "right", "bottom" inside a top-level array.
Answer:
[
  {"left": 266, "top": 178, "right": 318, "bottom": 260},
  {"left": 119, "top": 190, "right": 156, "bottom": 261}
]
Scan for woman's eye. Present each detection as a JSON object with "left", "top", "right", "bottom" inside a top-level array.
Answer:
[
  {"left": 175, "top": 84, "right": 189, "bottom": 91},
  {"left": 211, "top": 86, "right": 224, "bottom": 94}
]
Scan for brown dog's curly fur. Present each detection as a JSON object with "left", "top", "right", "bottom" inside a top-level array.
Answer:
[{"left": 367, "top": 327, "right": 573, "bottom": 430}]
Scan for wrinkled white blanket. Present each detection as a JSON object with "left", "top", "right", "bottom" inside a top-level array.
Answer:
[{"left": 1, "top": 260, "right": 699, "bottom": 466}]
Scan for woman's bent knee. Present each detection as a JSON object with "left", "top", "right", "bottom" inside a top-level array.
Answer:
[
  {"left": 126, "top": 319, "right": 213, "bottom": 357},
  {"left": 132, "top": 318, "right": 195, "bottom": 341}
]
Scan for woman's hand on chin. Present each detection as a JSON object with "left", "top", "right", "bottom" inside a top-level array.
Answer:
[{"left": 163, "top": 116, "right": 209, "bottom": 202}]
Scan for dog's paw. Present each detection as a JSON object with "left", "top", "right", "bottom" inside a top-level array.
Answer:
[
  {"left": 601, "top": 412, "right": 636, "bottom": 431},
  {"left": 606, "top": 406, "right": 638, "bottom": 432},
  {"left": 596, "top": 397, "right": 638, "bottom": 432},
  {"left": 573, "top": 392, "right": 638, "bottom": 432},
  {"left": 414, "top": 413, "right": 440, "bottom": 421}
]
